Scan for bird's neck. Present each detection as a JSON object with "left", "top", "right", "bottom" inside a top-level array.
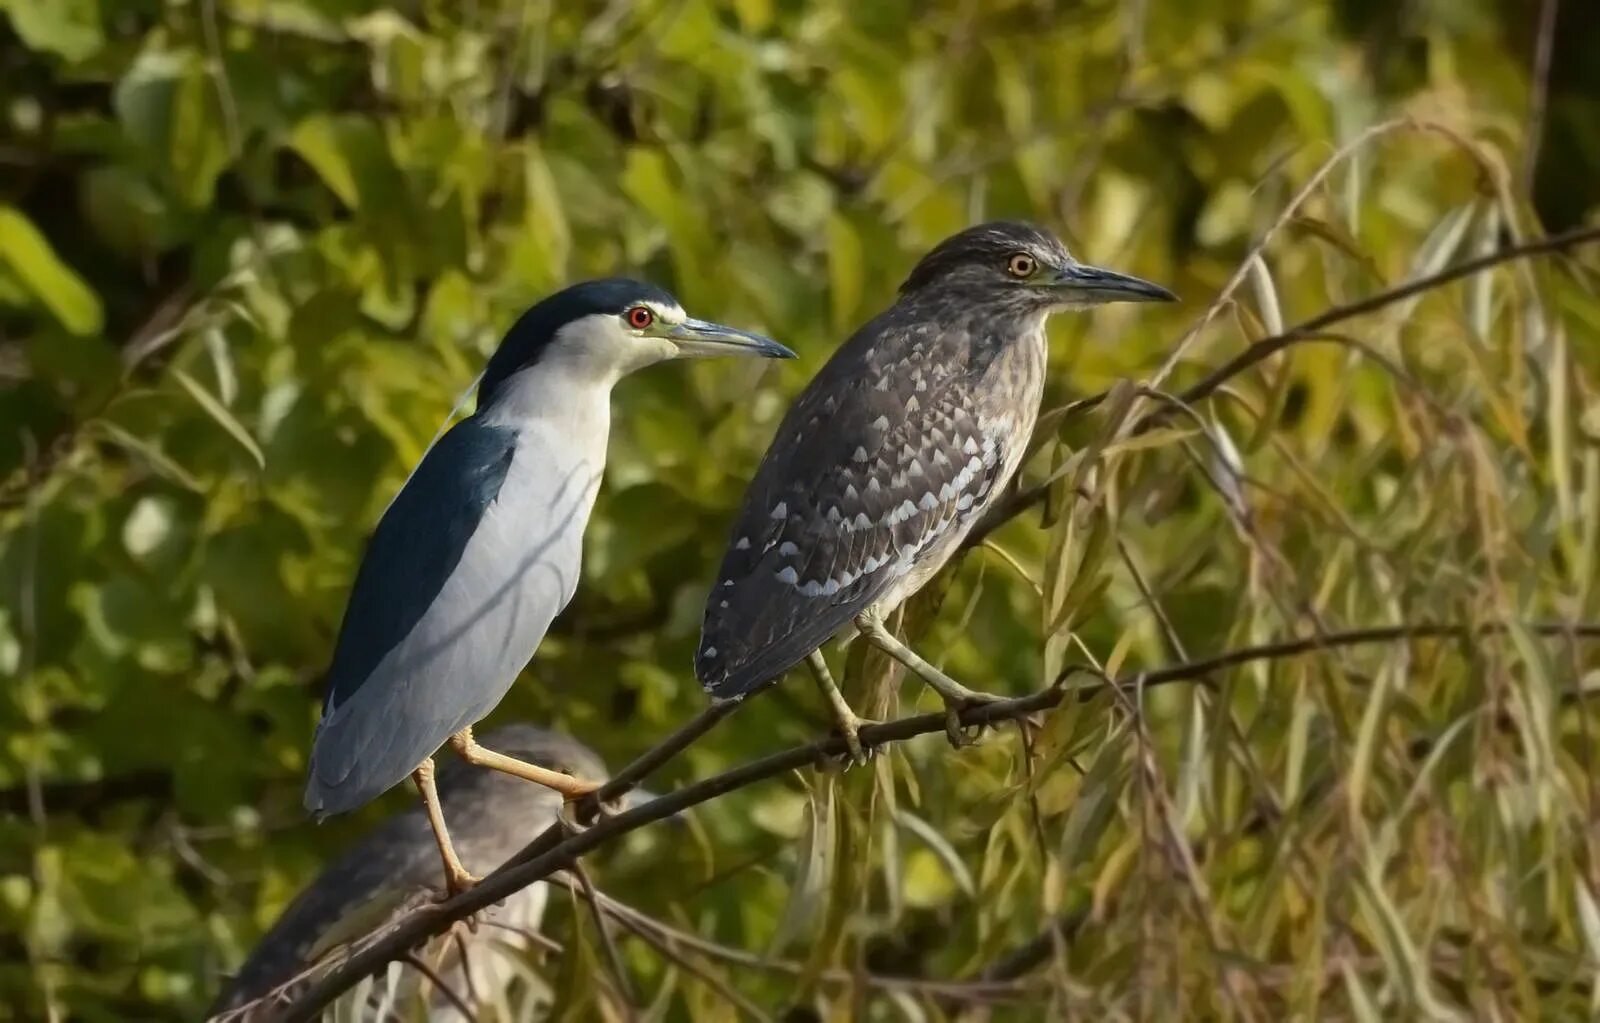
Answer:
[
  {"left": 475, "top": 353, "right": 617, "bottom": 437},
  {"left": 900, "top": 291, "right": 1049, "bottom": 339}
]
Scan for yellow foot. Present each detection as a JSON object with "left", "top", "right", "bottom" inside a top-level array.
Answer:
[
  {"left": 943, "top": 691, "right": 1004, "bottom": 749},
  {"left": 443, "top": 868, "right": 480, "bottom": 900},
  {"left": 558, "top": 789, "right": 614, "bottom": 834},
  {"left": 833, "top": 713, "right": 880, "bottom": 767}
]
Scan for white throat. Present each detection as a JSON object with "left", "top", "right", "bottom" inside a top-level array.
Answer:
[
  {"left": 477, "top": 357, "right": 614, "bottom": 432},
  {"left": 478, "top": 312, "right": 678, "bottom": 428}
]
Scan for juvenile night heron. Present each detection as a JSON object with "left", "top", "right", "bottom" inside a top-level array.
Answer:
[
  {"left": 214, "top": 726, "right": 631, "bottom": 1022},
  {"left": 306, "top": 279, "right": 790, "bottom": 892},
  {"left": 696, "top": 222, "right": 1173, "bottom": 756}
]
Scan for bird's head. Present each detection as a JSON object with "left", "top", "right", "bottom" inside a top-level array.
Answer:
[
  {"left": 479, "top": 278, "right": 793, "bottom": 406},
  {"left": 898, "top": 220, "right": 1175, "bottom": 312}
]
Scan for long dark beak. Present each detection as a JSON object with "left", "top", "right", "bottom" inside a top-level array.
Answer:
[
  {"left": 669, "top": 318, "right": 796, "bottom": 359},
  {"left": 1048, "top": 263, "right": 1177, "bottom": 304}
]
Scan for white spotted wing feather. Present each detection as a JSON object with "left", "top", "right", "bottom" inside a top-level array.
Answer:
[{"left": 696, "top": 310, "right": 1036, "bottom": 699}]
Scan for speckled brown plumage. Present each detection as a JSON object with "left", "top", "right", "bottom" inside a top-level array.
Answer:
[
  {"left": 697, "top": 223, "right": 1067, "bottom": 699},
  {"left": 697, "top": 222, "right": 1173, "bottom": 706}
]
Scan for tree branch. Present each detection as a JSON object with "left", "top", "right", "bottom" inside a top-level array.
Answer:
[
  {"left": 967, "top": 223, "right": 1600, "bottom": 546},
  {"left": 503, "top": 701, "right": 741, "bottom": 872},
  {"left": 569, "top": 863, "right": 638, "bottom": 1015},
  {"left": 1174, "top": 224, "right": 1600, "bottom": 407},
  {"left": 279, "top": 619, "right": 1600, "bottom": 1020},
  {"left": 398, "top": 951, "right": 475, "bottom": 1020},
  {"left": 566, "top": 874, "right": 1040, "bottom": 1005}
]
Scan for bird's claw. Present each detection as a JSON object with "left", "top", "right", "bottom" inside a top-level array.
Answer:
[
  {"left": 822, "top": 715, "right": 879, "bottom": 769},
  {"left": 942, "top": 691, "right": 1004, "bottom": 749},
  {"left": 559, "top": 791, "right": 617, "bottom": 834},
  {"left": 558, "top": 800, "right": 593, "bottom": 835},
  {"left": 448, "top": 913, "right": 483, "bottom": 939},
  {"left": 944, "top": 708, "right": 983, "bottom": 748},
  {"left": 431, "top": 869, "right": 481, "bottom": 905}
]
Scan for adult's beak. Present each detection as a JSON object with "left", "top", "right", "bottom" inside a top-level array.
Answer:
[
  {"left": 1047, "top": 263, "right": 1177, "bottom": 304},
  {"left": 669, "top": 318, "right": 796, "bottom": 359}
]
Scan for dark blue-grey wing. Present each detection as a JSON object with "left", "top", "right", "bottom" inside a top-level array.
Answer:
[
  {"left": 323, "top": 420, "right": 517, "bottom": 715},
  {"left": 304, "top": 418, "right": 523, "bottom": 817}
]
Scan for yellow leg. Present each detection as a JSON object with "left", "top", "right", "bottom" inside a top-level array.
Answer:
[
  {"left": 412, "top": 759, "right": 479, "bottom": 896},
  {"left": 855, "top": 606, "right": 1002, "bottom": 747},
  {"left": 449, "top": 726, "right": 601, "bottom": 800},
  {"left": 807, "top": 650, "right": 872, "bottom": 765}
]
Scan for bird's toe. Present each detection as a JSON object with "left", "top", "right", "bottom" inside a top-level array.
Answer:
[
  {"left": 942, "top": 706, "right": 989, "bottom": 749},
  {"left": 832, "top": 713, "right": 880, "bottom": 768},
  {"left": 430, "top": 869, "right": 481, "bottom": 904},
  {"left": 557, "top": 800, "right": 597, "bottom": 835}
]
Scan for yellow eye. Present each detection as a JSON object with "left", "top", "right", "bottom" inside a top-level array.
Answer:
[{"left": 1006, "top": 252, "right": 1036, "bottom": 278}]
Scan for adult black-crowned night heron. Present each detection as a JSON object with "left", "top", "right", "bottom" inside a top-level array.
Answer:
[
  {"left": 306, "top": 279, "right": 791, "bottom": 892},
  {"left": 214, "top": 726, "right": 629, "bottom": 1022},
  {"left": 696, "top": 222, "right": 1173, "bottom": 756}
]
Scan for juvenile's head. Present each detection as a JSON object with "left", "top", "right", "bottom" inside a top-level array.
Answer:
[
  {"left": 899, "top": 221, "right": 1175, "bottom": 314},
  {"left": 480, "top": 278, "right": 792, "bottom": 405}
]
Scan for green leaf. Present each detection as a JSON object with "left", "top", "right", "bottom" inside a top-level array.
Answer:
[
  {"left": 894, "top": 809, "right": 976, "bottom": 898},
  {"left": 171, "top": 367, "right": 266, "bottom": 469},
  {"left": 167, "top": 63, "right": 231, "bottom": 208},
  {"left": 522, "top": 143, "right": 571, "bottom": 279},
  {"left": 768, "top": 774, "right": 836, "bottom": 955},
  {"left": 113, "top": 49, "right": 231, "bottom": 209},
  {"left": 0, "top": 205, "right": 103, "bottom": 335},
  {"left": 827, "top": 212, "right": 863, "bottom": 333},
  {"left": 288, "top": 114, "right": 402, "bottom": 213},
  {"left": 0, "top": 0, "right": 103, "bottom": 62}
]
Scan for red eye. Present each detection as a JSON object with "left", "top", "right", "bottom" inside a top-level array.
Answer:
[{"left": 627, "top": 306, "right": 654, "bottom": 329}]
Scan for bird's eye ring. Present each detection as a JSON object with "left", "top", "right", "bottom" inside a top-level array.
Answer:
[
  {"left": 626, "top": 306, "right": 655, "bottom": 329},
  {"left": 1006, "top": 253, "right": 1037, "bottom": 278}
]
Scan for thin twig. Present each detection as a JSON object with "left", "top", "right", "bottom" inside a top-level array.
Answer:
[
  {"left": 400, "top": 951, "right": 476, "bottom": 1021},
  {"left": 557, "top": 875, "right": 1037, "bottom": 1003},
  {"left": 577, "top": 896, "right": 776, "bottom": 1022},
  {"left": 1176, "top": 224, "right": 1600, "bottom": 407},
  {"left": 568, "top": 864, "right": 638, "bottom": 1015},
  {"left": 1079, "top": 620, "right": 1600, "bottom": 692},
  {"left": 979, "top": 913, "right": 1088, "bottom": 982},
  {"left": 969, "top": 224, "right": 1600, "bottom": 544},
  {"left": 1522, "top": 0, "right": 1561, "bottom": 193},
  {"left": 507, "top": 701, "right": 740, "bottom": 869},
  {"left": 278, "top": 618, "right": 1600, "bottom": 1020},
  {"left": 475, "top": 918, "right": 563, "bottom": 957}
]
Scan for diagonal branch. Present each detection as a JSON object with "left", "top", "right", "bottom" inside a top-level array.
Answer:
[
  {"left": 399, "top": 951, "right": 475, "bottom": 1020},
  {"left": 569, "top": 863, "right": 638, "bottom": 1015},
  {"left": 1174, "top": 224, "right": 1600, "bottom": 407},
  {"left": 279, "top": 618, "right": 1600, "bottom": 1020},
  {"left": 565, "top": 874, "right": 1040, "bottom": 1005},
  {"left": 966, "top": 223, "right": 1600, "bottom": 547},
  {"left": 504, "top": 701, "right": 741, "bottom": 873}
]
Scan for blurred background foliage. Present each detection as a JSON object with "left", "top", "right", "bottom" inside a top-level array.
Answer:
[{"left": 3, "top": 0, "right": 1600, "bottom": 1019}]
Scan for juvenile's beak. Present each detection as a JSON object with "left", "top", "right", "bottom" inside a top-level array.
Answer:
[
  {"left": 1047, "top": 263, "right": 1177, "bottom": 304},
  {"left": 669, "top": 319, "right": 795, "bottom": 359}
]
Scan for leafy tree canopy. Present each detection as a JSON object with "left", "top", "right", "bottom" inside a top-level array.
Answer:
[{"left": 2, "top": 0, "right": 1599, "bottom": 1018}]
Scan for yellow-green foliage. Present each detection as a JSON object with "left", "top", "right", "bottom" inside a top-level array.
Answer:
[{"left": 2, "top": 0, "right": 1598, "bottom": 1019}]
